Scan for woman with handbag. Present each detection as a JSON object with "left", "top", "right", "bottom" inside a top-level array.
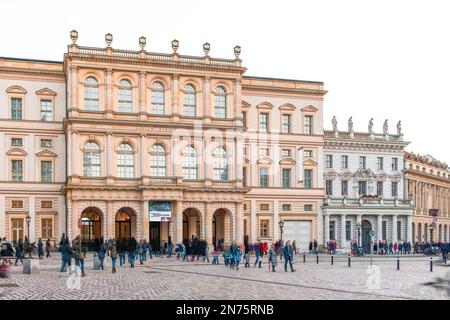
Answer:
[{"left": 72, "top": 235, "right": 86, "bottom": 277}]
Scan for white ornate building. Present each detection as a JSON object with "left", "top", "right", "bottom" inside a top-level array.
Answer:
[{"left": 322, "top": 117, "right": 414, "bottom": 251}]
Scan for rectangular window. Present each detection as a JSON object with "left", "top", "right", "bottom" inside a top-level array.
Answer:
[
  {"left": 358, "top": 181, "right": 367, "bottom": 196},
  {"left": 242, "top": 111, "right": 247, "bottom": 128},
  {"left": 377, "top": 181, "right": 384, "bottom": 196},
  {"left": 11, "top": 200, "right": 23, "bottom": 208},
  {"left": 341, "top": 180, "right": 348, "bottom": 196},
  {"left": 304, "top": 204, "right": 313, "bottom": 211},
  {"left": 41, "top": 161, "right": 53, "bottom": 183},
  {"left": 282, "top": 168, "right": 291, "bottom": 188},
  {"left": 259, "top": 167, "right": 269, "bottom": 187},
  {"left": 11, "top": 160, "right": 23, "bottom": 181},
  {"left": 326, "top": 155, "right": 333, "bottom": 168},
  {"left": 304, "top": 150, "right": 313, "bottom": 158},
  {"left": 282, "top": 204, "right": 291, "bottom": 211},
  {"left": 40, "top": 139, "right": 52, "bottom": 148},
  {"left": 281, "top": 149, "right": 291, "bottom": 157},
  {"left": 346, "top": 221, "right": 352, "bottom": 241},
  {"left": 397, "top": 221, "right": 402, "bottom": 241},
  {"left": 41, "top": 201, "right": 53, "bottom": 209},
  {"left": 40, "top": 100, "right": 52, "bottom": 121},
  {"left": 304, "top": 115, "right": 313, "bottom": 135},
  {"left": 11, "top": 218, "right": 24, "bottom": 243},
  {"left": 304, "top": 169, "right": 313, "bottom": 189},
  {"left": 11, "top": 138, "right": 23, "bottom": 147},
  {"left": 260, "top": 204, "right": 269, "bottom": 211},
  {"left": 11, "top": 98, "right": 23, "bottom": 120},
  {"left": 326, "top": 180, "right": 333, "bottom": 195},
  {"left": 359, "top": 156, "right": 366, "bottom": 169},
  {"left": 260, "top": 220, "right": 269, "bottom": 238},
  {"left": 329, "top": 221, "right": 336, "bottom": 240},
  {"left": 41, "top": 218, "right": 53, "bottom": 238},
  {"left": 392, "top": 158, "right": 398, "bottom": 171},
  {"left": 259, "top": 148, "right": 269, "bottom": 157},
  {"left": 391, "top": 182, "right": 398, "bottom": 197},
  {"left": 281, "top": 114, "right": 291, "bottom": 133},
  {"left": 341, "top": 155, "right": 348, "bottom": 169},
  {"left": 377, "top": 157, "right": 384, "bottom": 170},
  {"left": 382, "top": 221, "right": 387, "bottom": 240},
  {"left": 243, "top": 167, "right": 247, "bottom": 187},
  {"left": 259, "top": 113, "right": 269, "bottom": 132}
]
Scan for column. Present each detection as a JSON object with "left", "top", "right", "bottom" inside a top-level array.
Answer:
[
  {"left": 28, "top": 134, "right": 35, "bottom": 181},
  {"left": 340, "top": 214, "right": 346, "bottom": 249},
  {"left": 406, "top": 215, "right": 413, "bottom": 243},
  {"left": 235, "top": 202, "right": 243, "bottom": 244},
  {"left": 106, "top": 201, "right": 113, "bottom": 239},
  {"left": 235, "top": 137, "right": 243, "bottom": 186},
  {"left": 67, "top": 130, "right": 72, "bottom": 177},
  {"left": 71, "top": 200, "right": 78, "bottom": 241},
  {"left": 29, "top": 196, "right": 35, "bottom": 242},
  {"left": 233, "top": 79, "right": 242, "bottom": 126},
  {"left": 143, "top": 201, "right": 149, "bottom": 240},
  {"left": 273, "top": 200, "right": 279, "bottom": 241},
  {"left": 72, "top": 131, "right": 79, "bottom": 176},
  {"left": 67, "top": 198, "right": 73, "bottom": 241},
  {"left": 250, "top": 199, "right": 257, "bottom": 243},
  {"left": 0, "top": 195, "right": 5, "bottom": 237},
  {"left": 106, "top": 132, "right": 114, "bottom": 177},
  {"left": 105, "top": 68, "right": 113, "bottom": 117},
  {"left": 203, "top": 76, "right": 210, "bottom": 120},
  {"left": 176, "top": 200, "right": 183, "bottom": 244},
  {"left": 205, "top": 202, "right": 212, "bottom": 246},
  {"left": 171, "top": 74, "right": 179, "bottom": 118},
  {"left": 273, "top": 143, "right": 280, "bottom": 187},
  {"left": 377, "top": 215, "right": 382, "bottom": 241},
  {"left": 357, "top": 215, "right": 362, "bottom": 245},
  {"left": 139, "top": 134, "right": 146, "bottom": 177},
  {"left": 139, "top": 71, "right": 147, "bottom": 116},
  {"left": 324, "top": 214, "right": 330, "bottom": 244},
  {"left": 392, "top": 215, "right": 398, "bottom": 242}
]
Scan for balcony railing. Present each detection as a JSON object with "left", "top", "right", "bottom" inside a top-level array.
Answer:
[{"left": 324, "top": 196, "right": 413, "bottom": 207}]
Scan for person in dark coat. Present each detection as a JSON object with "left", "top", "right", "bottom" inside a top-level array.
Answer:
[
  {"left": 97, "top": 242, "right": 107, "bottom": 270},
  {"left": 14, "top": 239, "right": 24, "bottom": 266},
  {"left": 59, "top": 240, "right": 72, "bottom": 273},
  {"left": 268, "top": 243, "right": 277, "bottom": 272},
  {"left": 283, "top": 241, "right": 295, "bottom": 272},
  {"left": 37, "top": 238, "right": 44, "bottom": 259},
  {"left": 308, "top": 241, "right": 313, "bottom": 254},
  {"left": 118, "top": 238, "right": 126, "bottom": 267},
  {"left": 313, "top": 239, "right": 318, "bottom": 254},
  {"left": 128, "top": 237, "right": 137, "bottom": 268},
  {"left": 45, "top": 239, "right": 52, "bottom": 258},
  {"left": 254, "top": 241, "right": 261, "bottom": 267}
]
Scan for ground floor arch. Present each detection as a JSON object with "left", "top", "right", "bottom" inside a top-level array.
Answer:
[
  {"left": 115, "top": 207, "right": 137, "bottom": 240},
  {"left": 80, "top": 207, "right": 102, "bottom": 250},
  {"left": 212, "top": 208, "right": 232, "bottom": 250},
  {"left": 183, "top": 208, "right": 201, "bottom": 242}
]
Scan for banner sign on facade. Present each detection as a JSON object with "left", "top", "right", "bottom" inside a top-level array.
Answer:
[{"left": 149, "top": 201, "right": 172, "bottom": 222}]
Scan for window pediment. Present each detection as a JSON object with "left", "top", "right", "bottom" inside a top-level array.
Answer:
[
  {"left": 339, "top": 170, "right": 353, "bottom": 181},
  {"left": 36, "top": 149, "right": 57, "bottom": 158},
  {"left": 279, "top": 103, "right": 296, "bottom": 111},
  {"left": 6, "top": 148, "right": 27, "bottom": 156},
  {"left": 324, "top": 170, "right": 338, "bottom": 180},
  {"left": 303, "top": 159, "right": 317, "bottom": 166},
  {"left": 355, "top": 169, "right": 374, "bottom": 180},
  {"left": 6, "top": 85, "right": 27, "bottom": 94},
  {"left": 256, "top": 102, "right": 274, "bottom": 110},
  {"left": 279, "top": 158, "right": 296, "bottom": 166},
  {"left": 257, "top": 157, "right": 273, "bottom": 165},
  {"left": 35, "top": 88, "right": 57, "bottom": 96},
  {"left": 301, "top": 105, "right": 318, "bottom": 112},
  {"left": 389, "top": 173, "right": 402, "bottom": 182},
  {"left": 242, "top": 101, "right": 251, "bottom": 109},
  {"left": 374, "top": 173, "right": 387, "bottom": 181}
]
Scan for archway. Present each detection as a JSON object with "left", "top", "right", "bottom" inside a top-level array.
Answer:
[
  {"left": 361, "top": 220, "right": 372, "bottom": 252},
  {"left": 182, "top": 208, "right": 201, "bottom": 242},
  {"left": 212, "top": 208, "right": 232, "bottom": 250},
  {"left": 115, "top": 208, "right": 136, "bottom": 240},
  {"left": 418, "top": 223, "right": 422, "bottom": 242},
  {"left": 81, "top": 207, "right": 102, "bottom": 251}
]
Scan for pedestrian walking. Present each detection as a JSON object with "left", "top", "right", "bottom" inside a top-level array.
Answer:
[
  {"left": 45, "top": 238, "right": 51, "bottom": 258},
  {"left": 59, "top": 239, "right": 72, "bottom": 273},
  {"left": 128, "top": 237, "right": 137, "bottom": 268},
  {"left": 283, "top": 240, "right": 295, "bottom": 272},
  {"left": 14, "top": 239, "right": 24, "bottom": 266},
  {"left": 97, "top": 241, "right": 107, "bottom": 270},
  {"left": 72, "top": 235, "right": 86, "bottom": 276},
  {"left": 268, "top": 243, "right": 277, "bottom": 272},
  {"left": 110, "top": 240, "right": 118, "bottom": 273},
  {"left": 37, "top": 238, "right": 44, "bottom": 259}
]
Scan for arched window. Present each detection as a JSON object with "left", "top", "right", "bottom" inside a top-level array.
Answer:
[
  {"left": 83, "top": 142, "right": 101, "bottom": 177},
  {"left": 213, "top": 147, "right": 228, "bottom": 180},
  {"left": 84, "top": 77, "right": 99, "bottom": 111},
  {"left": 183, "top": 84, "right": 196, "bottom": 116},
  {"left": 150, "top": 144, "right": 166, "bottom": 177},
  {"left": 118, "top": 79, "right": 133, "bottom": 112},
  {"left": 151, "top": 82, "right": 165, "bottom": 115},
  {"left": 214, "top": 86, "right": 227, "bottom": 118},
  {"left": 182, "top": 146, "right": 197, "bottom": 179},
  {"left": 117, "top": 143, "right": 134, "bottom": 178}
]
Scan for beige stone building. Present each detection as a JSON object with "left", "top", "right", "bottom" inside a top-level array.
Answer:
[
  {"left": 404, "top": 152, "right": 450, "bottom": 243},
  {"left": 0, "top": 57, "right": 66, "bottom": 243}
]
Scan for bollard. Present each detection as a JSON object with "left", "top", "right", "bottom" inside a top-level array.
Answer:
[
  {"left": 316, "top": 254, "right": 319, "bottom": 264},
  {"left": 331, "top": 254, "right": 334, "bottom": 265},
  {"left": 303, "top": 252, "right": 306, "bottom": 263},
  {"left": 430, "top": 256, "right": 433, "bottom": 272},
  {"left": 370, "top": 257, "right": 373, "bottom": 267},
  {"left": 348, "top": 254, "right": 351, "bottom": 267},
  {"left": 396, "top": 255, "right": 400, "bottom": 270}
]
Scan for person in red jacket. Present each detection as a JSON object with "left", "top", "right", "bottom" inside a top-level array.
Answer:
[{"left": 394, "top": 242, "right": 398, "bottom": 254}]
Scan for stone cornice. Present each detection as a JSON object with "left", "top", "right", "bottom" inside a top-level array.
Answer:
[
  {"left": 242, "top": 84, "right": 327, "bottom": 96},
  {"left": 0, "top": 66, "right": 64, "bottom": 78},
  {"left": 325, "top": 140, "right": 407, "bottom": 152}
]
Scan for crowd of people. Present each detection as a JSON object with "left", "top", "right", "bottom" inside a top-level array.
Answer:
[{"left": 1, "top": 234, "right": 449, "bottom": 278}]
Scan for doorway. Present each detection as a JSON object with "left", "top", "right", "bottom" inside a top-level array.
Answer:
[
  {"left": 150, "top": 222, "right": 161, "bottom": 251},
  {"left": 361, "top": 220, "right": 372, "bottom": 252}
]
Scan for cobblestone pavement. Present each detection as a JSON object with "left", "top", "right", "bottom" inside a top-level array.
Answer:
[{"left": 0, "top": 253, "right": 448, "bottom": 300}]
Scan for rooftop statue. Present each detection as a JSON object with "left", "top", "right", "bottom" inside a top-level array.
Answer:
[
  {"left": 383, "top": 119, "right": 388, "bottom": 135},
  {"left": 397, "top": 120, "right": 402, "bottom": 136},
  {"left": 332, "top": 116, "right": 338, "bottom": 132},
  {"left": 348, "top": 117, "right": 353, "bottom": 133},
  {"left": 368, "top": 118, "right": 374, "bottom": 134}
]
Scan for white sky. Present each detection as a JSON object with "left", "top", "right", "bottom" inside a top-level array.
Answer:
[{"left": 1, "top": 0, "right": 449, "bottom": 163}]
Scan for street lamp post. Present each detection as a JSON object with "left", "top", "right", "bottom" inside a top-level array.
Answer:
[
  {"left": 278, "top": 220, "right": 284, "bottom": 243},
  {"left": 25, "top": 214, "right": 31, "bottom": 241},
  {"left": 356, "top": 222, "right": 362, "bottom": 248}
]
